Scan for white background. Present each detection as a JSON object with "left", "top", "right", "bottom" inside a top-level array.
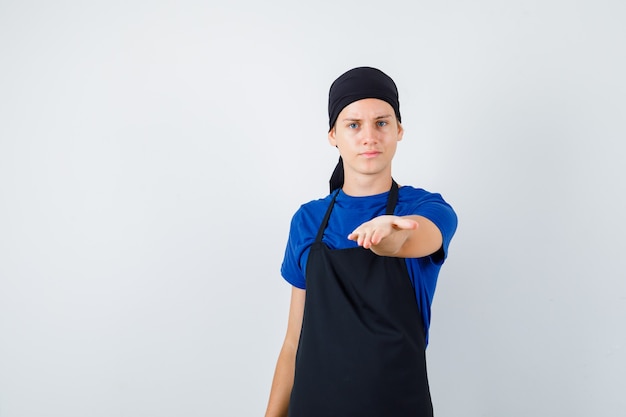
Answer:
[{"left": 1, "top": 1, "right": 625, "bottom": 416}]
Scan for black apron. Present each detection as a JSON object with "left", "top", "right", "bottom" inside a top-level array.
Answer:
[{"left": 288, "top": 181, "right": 433, "bottom": 417}]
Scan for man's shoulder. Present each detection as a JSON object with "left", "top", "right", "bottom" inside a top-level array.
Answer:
[
  {"left": 291, "top": 193, "right": 334, "bottom": 223},
  {"left": 298, "top": 193, "right": 334, "bottom": 211},
  {"left": 398, "top": 185, "right": 454, "bottom": 212},
  {"left": 398, "top": 185, "right": 440, "bottom": 200}
]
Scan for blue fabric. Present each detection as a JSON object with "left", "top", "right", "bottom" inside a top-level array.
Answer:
[{"left": 281, "top": 185, "right": 458, "bottom": 344}]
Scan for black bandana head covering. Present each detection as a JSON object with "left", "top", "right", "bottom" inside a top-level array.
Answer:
[{"left": 327, "top": 67, "right": 401, "bottom": 192}]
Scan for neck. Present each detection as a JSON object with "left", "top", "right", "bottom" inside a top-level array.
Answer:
[{"left": 341, "top": 175, "right": 394, "bottom": 197}]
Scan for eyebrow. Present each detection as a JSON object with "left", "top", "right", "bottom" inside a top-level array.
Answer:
[{"left": 341, "top": 114, "right": 393, "bottom": 122}]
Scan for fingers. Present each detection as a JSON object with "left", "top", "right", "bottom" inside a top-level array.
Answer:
[
  {"left": 347, "top": 231, "right": 369, "bottom": 248},
  {"left": 347, "top": 226, "right": 387, "bottom": 249},
  {"left": 348, "top": 217, "right": 419, "bottom": 249}
]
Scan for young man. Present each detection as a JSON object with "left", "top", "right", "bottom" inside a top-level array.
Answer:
[{"left": 265, "top": 67, "right": 457, "bottom": 417}]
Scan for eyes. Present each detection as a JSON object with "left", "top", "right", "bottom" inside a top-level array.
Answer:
[{"left": 347, "top": 120, "right": 389, "bottom": 129}]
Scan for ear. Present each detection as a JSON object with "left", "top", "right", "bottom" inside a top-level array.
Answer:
[
  {"left": 328, "top": 127, "right": 337, "bottom": 147},
  {"left": 397, "top": 122, "right": 404, "bottom": 142}
]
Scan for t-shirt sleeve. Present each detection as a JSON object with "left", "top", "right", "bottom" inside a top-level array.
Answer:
[
  {"left": 280, "top": 209, "right": 308, "bottom": 289},
  {"left": 409, "top": 192, "right": 458, "bottom": 264}
]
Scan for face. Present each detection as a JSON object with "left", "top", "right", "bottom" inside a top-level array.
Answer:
[{"left": 328, "top": 98, "right": 404, "bottom": 183}]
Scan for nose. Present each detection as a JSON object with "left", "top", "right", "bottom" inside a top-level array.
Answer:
[{"left": 360, "top": 123, "right": 379, "bottom": 145}]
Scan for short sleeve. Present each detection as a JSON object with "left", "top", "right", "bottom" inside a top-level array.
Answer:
[{"left": 401, "top": 188, "right": 458, "bottom": 264}]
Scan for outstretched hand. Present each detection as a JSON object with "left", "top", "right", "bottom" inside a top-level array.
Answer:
[{"left": 347, "top": 215, "right": 419, "bottom": 250}]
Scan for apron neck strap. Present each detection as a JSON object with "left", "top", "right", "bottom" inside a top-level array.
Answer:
[
  {"left": 316, "top": 188, "right": 341, "bottom": 243},
  {"left": 315, "top": 179, "right": 399, "bottom": 243},
  {"left": 385, "top": 180, "right": 399, "bottom": 215}
]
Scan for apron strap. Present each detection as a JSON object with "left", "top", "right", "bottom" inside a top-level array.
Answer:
[
  {"left": 385, "top": 180, "right": 399, "bottom": 215},
  {"left": 315, "top": 179, "right": 399, "bottom": 243},
  {"left": 315, "top": 189, "right": 341, "bottom": 243}
]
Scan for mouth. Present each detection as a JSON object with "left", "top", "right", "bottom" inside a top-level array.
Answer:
[{"left": 361, "top": 150, "right": 381, "bottom": 158}]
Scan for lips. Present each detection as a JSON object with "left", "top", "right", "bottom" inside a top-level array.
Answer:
[{"left": 361, "top": 150, "right": 381, "bottom": 158}]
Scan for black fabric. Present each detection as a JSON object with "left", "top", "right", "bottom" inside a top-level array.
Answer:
[
  {"left": 328, "top": 66, "right": 401, "bottom": 131},
  {"left": 328, "top": 156, "right": 344, "bottom": 195},
  {"left": 288, "top": 181, "right": 433, "bottom": 417},
  {"left": 327, "top": 67, "right": 401, "bottom": 193}
]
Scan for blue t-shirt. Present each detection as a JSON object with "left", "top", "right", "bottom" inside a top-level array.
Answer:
[{"left": 281, "top": 185, "right": 458, "bottom": 344}]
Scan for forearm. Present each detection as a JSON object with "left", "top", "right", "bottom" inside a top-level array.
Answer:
[{"left": 264, "top": 344, "right": 297, "bottom": 417}]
